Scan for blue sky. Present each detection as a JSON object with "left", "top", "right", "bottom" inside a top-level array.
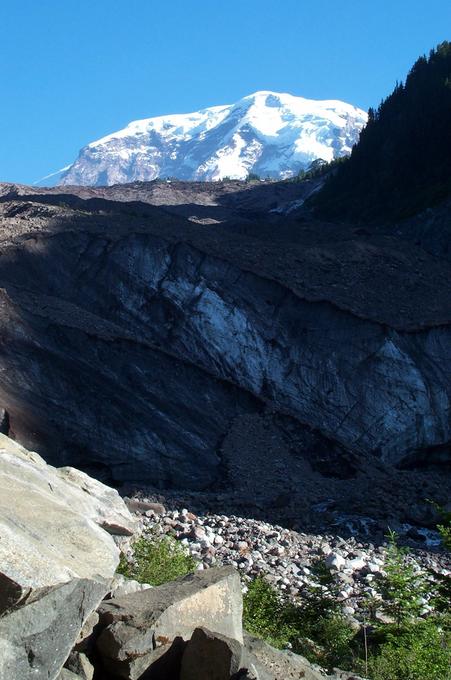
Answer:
[{"left": 1, "top": 0, "right": 450, "bottom": 184}]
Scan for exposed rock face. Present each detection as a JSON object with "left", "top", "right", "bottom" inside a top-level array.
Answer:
[
  {"left": 0, "top": 182, "right": 449, "bottom": 502},
  {"left": 0, "top": 434, "right": 135, "bottom": 609},
  {"left": 0, "top": 434, "right": 135, "bottom": 680}
]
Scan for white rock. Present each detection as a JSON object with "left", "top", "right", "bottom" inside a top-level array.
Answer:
[
  {"left": 110, "top": 575, "right": 152, "bottom": 598},
  {"left": 0, "top": 435, "right": 137, "bottom": 680},
  {"left": 0, "top": 434, "right": 136, "bottom": 601},
  {"left": 325, "top": 553, "right": 346, "bottom": 570},
  {"left": 347, "top": 557, "right": 366, "bottom": 571}
]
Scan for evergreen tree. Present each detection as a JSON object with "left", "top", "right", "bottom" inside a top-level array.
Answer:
[{"left": 313, "top": 42, "right": 451, "bottom": 221}]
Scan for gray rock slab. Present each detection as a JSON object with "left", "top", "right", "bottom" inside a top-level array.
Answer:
[
  {"left": 0, "top": 434, "right": 136, "bottom": 613},
  {"left": 64, "top": 651, "right": 95, "bottom": 680},
  {"left": 57, "top": 671, "right": 84, "bottom": 680},
  {"left": 180, "top": 627, "right": 243, "bottom": 680},
  {"left": 0, "top": 578, "right": 107, "bottom": 680},
  {"left": 101, "top": 637, "right": 186, "bottom": 680},
  {"left": 99, "top": 566, "right": 243, "bottom": 645},
  {"left": 243, "top": 633, "right": 326, "bottom": 680}
]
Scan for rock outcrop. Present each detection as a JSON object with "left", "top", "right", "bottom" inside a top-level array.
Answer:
[
  {"left": 0, "top": 182, "right": 449, "bottom": 519},
  {"left": 96, "top": 567, "right": 242, "bottom": 678},
  {"left": 0, "top": 434, "right": 135, "bottom": 680}
]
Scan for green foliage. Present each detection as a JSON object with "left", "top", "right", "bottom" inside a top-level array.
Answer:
[
  {"left": 292, "top": 157, "right": 346, "bottom": 183},
  {"left": 296, "top": 611, "right": 356, "bottom": 671},
  {"left": 430, "top": 569, "right": 451, "bottom": 615},
  {"left": 296, "top": 158, "right": 330, "bottom": 181},
  {"left": 428, "top": 500, "right": 451, "bottom": 550},
  {"left": 366, "top": 618, "right": 451, "bottom": 680},
  {"left": 313, "top": 41, "right": 451, "bottom": 221},
  {"left": 437, "top": 523, "right": 451, "bottom": 551},
  {"left": 364, "top": 532, "right": 451, "bottom": 679},
  {"left": 375, "top": 529, "right": 426, "bottom": 627},
  {"left": 244, "top": 541, "right": 450, "bottom": 679},
  {"left": 243, "top": 566, "right": 356, "bottom": 671},
  {"left": 118, "top": 530, "right": 450, "bottom": 679},
  {"left": 243, "top": 576, "right": 297, "bottom": 649},
  {"left": 117, "top": 534, "right": 197, "bottom": 586}
]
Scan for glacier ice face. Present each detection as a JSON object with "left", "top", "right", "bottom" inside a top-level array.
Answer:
[{"left": 57, "top": 91, "right": 367, "bottom": 186}]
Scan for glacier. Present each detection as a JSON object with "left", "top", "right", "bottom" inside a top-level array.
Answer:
[{"left": 55, "top": 91, "right": 367, "bottom": 186}]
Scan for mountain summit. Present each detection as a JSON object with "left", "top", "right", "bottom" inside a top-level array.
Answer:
[{"left": 56, "top": 91, "right": 367, "bottom": 186}]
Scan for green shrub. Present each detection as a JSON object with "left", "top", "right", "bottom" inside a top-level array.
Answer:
[
  {"left": 243, "top": 576, "right": 296, "bottom": 649},
  {"left": 431, "top": 570, "right": 451, "bottom": 614},
  {"left": 366, "top": 618, "right": 451, "bottom": 680},
  {"left": 243, "top": 550, "right": 450, "bottom": 679},
  {"left": 117, "top": 534, "right": 197, "bottom": 586},
  {"left": 119, "top": 531, "right": 450, "bottom": 680},
  {"left": 428, "top": 500, "right": 451, "bottom": 550},
  {"left": 243, "top": 571, "right": 356, "bottom": 671},
  {"left": 375, "top": 529, "right": 426, "bottom": 627}
]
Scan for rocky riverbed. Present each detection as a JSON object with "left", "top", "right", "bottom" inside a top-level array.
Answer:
[{"left": 125, "top": 496, "right": 451, "bottom": 627}]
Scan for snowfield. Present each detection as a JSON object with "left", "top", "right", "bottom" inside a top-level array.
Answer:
[{"left": 55, "top": 91, "right": 367, "bottom": 186}]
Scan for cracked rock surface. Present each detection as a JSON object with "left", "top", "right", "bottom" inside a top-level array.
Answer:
[{"left": 0, "top": 180, "right": 449, "bottom": 533}]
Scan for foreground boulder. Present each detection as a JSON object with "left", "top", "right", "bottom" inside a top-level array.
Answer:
[
  {"left": 243, "top": 633, "right": 335, "bottom": 680},
  {"left": 92, "top": 566, "right": 363, "bottom": 680},
  {"left": 0, "top": 578, "right": 105, "bottom": 680},
  {"left": 180, "top": 627, "right": 244, "bottom": 680},
  {"left": 0, "top": 434, "right": 136, "bottom": 680},
  {"left": 180, "top": 629, "right": 366, "bottom": 680},
  {"left": 96, "top": 566, "right": 243, "bottom": 678}
]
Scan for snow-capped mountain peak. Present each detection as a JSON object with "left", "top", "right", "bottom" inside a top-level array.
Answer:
[{"left": 56, "top": 91, "right": 367, "bottom": 186}]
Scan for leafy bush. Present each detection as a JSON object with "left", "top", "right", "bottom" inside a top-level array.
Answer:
[
  {"left": 242, "top": 576, "right": 297, "bottom": 649},
  {"left": 363, "top": 531, "right": 451, "bottom": 679},
  {"left": 119, "top": 531, "right": 450, "bottom": 679},
  {"left": 243, "top": 569, "right": 356, "bottom": 671},
  {"left": 243, "top": 542, "right": 450, "bottom": 679},
  {"left": 366, "top": 618, "right": 451, "bottom": 680},
  {"left": 117, "top": 534, "right": 197, "bottom": 586}
]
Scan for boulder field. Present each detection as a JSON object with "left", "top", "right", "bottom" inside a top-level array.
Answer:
[{"left": 0, "top": 434, "right": 365, "bottom": 680}]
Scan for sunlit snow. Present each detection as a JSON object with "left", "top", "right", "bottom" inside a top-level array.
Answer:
[{"left": 57, "top": 91, "right": 367, "bottom": 186}]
